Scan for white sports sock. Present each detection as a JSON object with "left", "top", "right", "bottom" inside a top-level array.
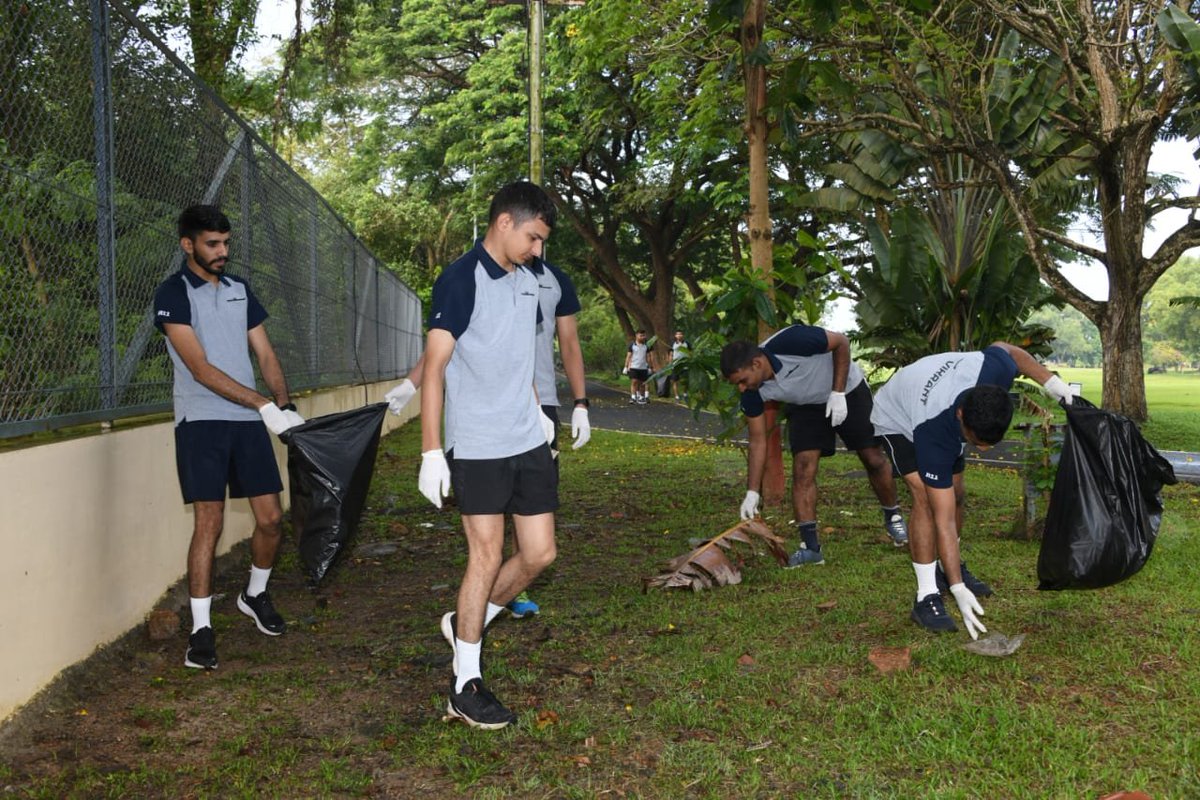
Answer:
[
  {"left": 485, "top": 602, "right": 505, "bottom": 627},
  {"left": 247, "top": 565, "right": 271, "bottom": 597},
  {"left": 455, "top": 638, "right": 483, "bottom": 692},
  {"left": 190, "top": 596, "right": 212, "bottom": 633},
  {"left": 913, "top": 561, "right": 938, "bottom": 601}
]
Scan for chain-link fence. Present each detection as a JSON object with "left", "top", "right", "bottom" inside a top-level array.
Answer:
[{"left": 0, "top": 0, "right": 422, "bottom": 439}]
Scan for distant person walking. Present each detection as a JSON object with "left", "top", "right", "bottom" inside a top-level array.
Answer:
[
  {"left": 153, "top": 204, "right": 305, "bottom": 671},
  {"left": 623, "top": 330, "right": 655, "bottom": 404},
  {"left": 668, "top": 330, "right": 689, "bottom": 401}
]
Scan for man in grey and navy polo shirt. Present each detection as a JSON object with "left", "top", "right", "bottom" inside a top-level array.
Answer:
[
  {"left": 872, "top": 342, "right": 1075, "bottom": 639},
  {"left": 154, "top": 204, "right": 304, "bottom": 672},
  {"left": 418, "top": 182, "right": 560, "bottom": 730},
  {"left": 720, "top": 324, "right": 909, "bottom": 567}
]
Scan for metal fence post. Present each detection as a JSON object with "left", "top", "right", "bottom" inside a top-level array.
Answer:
[{"left": 91, "top": 0, "right": 117, "bottom": 410}]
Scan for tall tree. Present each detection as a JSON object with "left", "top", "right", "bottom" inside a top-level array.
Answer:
[{"left": 783, "top": 0, "right": 1200, "bottom": 420}]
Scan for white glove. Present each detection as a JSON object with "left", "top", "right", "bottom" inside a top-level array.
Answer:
[
  {"left": 622, "top": 366, "right": 629, "bottom": 375},
  {"left": 740, "top": 490, "right": 761, "bottom": 520},
  {"left": 540, "top": 409, "right": 557, "bottom": 446},
  {"left": 258, "top": 402, "right": 300, "bottom": 435},
  {"left": 419, "top": 449, "right": 451, "bottom": 509},
  {"left": 949, "top": 583, "right": 987, "bottom": 641},
  {"left": 1043, "top": 375, "right": 1074, "bottom": 405},
  {"left": 281, "top": 409, "right": 306, "bottom": 428},
  {"left": 825, "top": 390, "right": 848, "bottom": 427},
  {"left": 384, "top": 379, "right": 416, "bottom": 415},
  {"left": 571, "top": 406, "right": 591, "bottom": 449}
]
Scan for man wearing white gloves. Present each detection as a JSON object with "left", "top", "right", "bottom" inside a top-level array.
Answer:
[
  {"left": 871, "top": 342, "right": 1074, "bottom": 639},
  {"left": 154, "top": 205, "right": 304, "bottom": 671},
  {"left": 383, "top": 258, "right": 589, "bottom": 620},
  {"left": 418, "top": 182, "right": 561, "bottom": 730},
  {"left": 720, "top": 325, "right": 908, "bottom": 567}
]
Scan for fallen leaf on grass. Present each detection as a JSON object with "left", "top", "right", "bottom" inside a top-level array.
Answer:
[
  {"left": 816, "top": 600, "right": 837, "bottom": 613},
  {"left": 961, "top": 633, "right": 1026, "bottom": 657},
  {"left": 737, "top": 653, "right": 756, "bottom": 666},
  {"left": 868, "top": 646, "right": 911, "bottom": 674},
  {"left": 643, "top": 519, "right": 788, "bottom": 591},
  {"left": 1099, "top": 793, "right": 1153, "bottom": 800},
  {"left": 568, "top": 755, "right": 591, "bottom": 767},
  {"left": 535, "top": 709, "right": 559, "bottom": 729}
]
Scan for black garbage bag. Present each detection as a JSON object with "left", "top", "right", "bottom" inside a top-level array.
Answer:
[
  {"left": 282, "top": 403, "right": 388, "bottom": 584},
  {"left": 1037, "top": 397, "right": 1176, "bottom": 590}
]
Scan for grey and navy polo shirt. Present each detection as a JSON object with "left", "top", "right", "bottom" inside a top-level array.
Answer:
[
  {"left": 153, "top": 266, "right": 267, "bottom": 424},
  {"left": 430, "top": 242, "right": 545, "bottom": 460},
  {"left": 739, "top": 324, "right": 865, "bottom": 418},
  {"left": 870, "top": 346, "right": 1018, "bottom": 488},
  {"left": 627, "top": 341, "right": 650, "bottom": 370},
  {"left": 529, "top": 258, "right": 582, "bottom": 408}
]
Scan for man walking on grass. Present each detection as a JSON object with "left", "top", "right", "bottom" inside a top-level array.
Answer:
[
  {"left": 154, "top": 204, "right": 305, "bottom": 670},
  {"left": 871, "top": 342, "right": 1074, "bottom": 638},
  {"left": 417, "top": 181, "right": 560, "bottom": 729}
]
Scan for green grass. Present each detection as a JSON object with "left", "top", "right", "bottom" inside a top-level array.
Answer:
[
  {"left": 1050, "top": 367, "right": 1199, "bottom": 451},
  {"left": 4, "top": 422, "right": 1200, "bottom": 798}
]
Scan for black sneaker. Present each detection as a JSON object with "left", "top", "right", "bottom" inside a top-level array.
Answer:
[
  {"left": 237, "top": 589, "right": 286, "bottom": 636},
  {"left": 935, "top": 561, "right": 994, "bottom": 598},
  {"left": 184, "top": 626, "right": 218, "bottom": 669},
  {"left": 911, "top": 593, "right": 957, "bottom": 634},
  {"left": 446, "top": 677, "right": 517, "bottom": 730}
]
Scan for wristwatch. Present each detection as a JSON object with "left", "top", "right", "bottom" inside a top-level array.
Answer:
[
  {"left": 573, "top": 398, "right": 589, "bottom": 408},
  {"left": 280, "top": 402, "right": 297, "bottom": 412}
]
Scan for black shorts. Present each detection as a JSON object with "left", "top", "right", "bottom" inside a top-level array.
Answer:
[
  {"left": 448, "top": 444, "right": 559, "bottom": 516},
  {"left": 174, "top": 419, "right": 283, "bottom": 504},
  {"left": 785, "top": 381, "right": 880, "bottom": 456},
  {"left": 879, "top": 433, "right": 965, "bottom": 478},
  {"left": 629, "top": 368, "right": 649, "bottom": 382}
]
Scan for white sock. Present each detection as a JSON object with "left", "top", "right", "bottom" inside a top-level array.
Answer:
[
  {"left": 247, "top": 565, "right": 271, "bottom": 597},
  {"left": 190, "top": 596, "right": 212, "bottom": 633},
  {"left": 485, "top": 602, "right": 505, "bottom": 627},
  {"left": 455, "top": 638, "right": 483, "bottom": 692},
  {"left": 913, "top": 561, "right": 938, "bottom": 601}
]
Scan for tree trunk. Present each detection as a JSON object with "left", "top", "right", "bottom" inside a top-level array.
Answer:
[
  {"left": 741, "top": 0, "right": 784, "bottom": 503},
  {"left": 1098, "top": 289, "right": 1149, "bottom": 421}
]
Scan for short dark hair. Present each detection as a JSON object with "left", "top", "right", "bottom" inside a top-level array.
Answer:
[
  {"left": 960, "top": 385, "right": 1014, "bottom": 444},
  {"left": 178, "top": 205, "right": 231, "bottom": 239},
  {"left": 488, "top": 181, "right": 557, "bottom": 230},
  {"left": 719, "top": 340, "right": 761, "bottom": 378}
]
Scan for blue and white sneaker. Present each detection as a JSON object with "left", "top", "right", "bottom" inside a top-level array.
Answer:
[
  {"left": 507, "top": 592, "right": 540, "bottom": 618},
  {"left": 884, "top": 513, "right": 909, "bottom": 547},
  {"left": 785, "top": 547, "right": 825, "bottom": 568}
]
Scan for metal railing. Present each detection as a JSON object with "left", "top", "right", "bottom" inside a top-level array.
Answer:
[{"left": 0, "top": 0, "right": 422, "bottom": 439}]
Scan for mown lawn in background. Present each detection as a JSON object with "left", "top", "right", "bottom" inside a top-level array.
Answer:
[
  {"left": 3, "top": 421, "right": 1199, "bottom": 799},
  {"left": 1049, "top": 367, "right": 1199, "bottom": 452}
]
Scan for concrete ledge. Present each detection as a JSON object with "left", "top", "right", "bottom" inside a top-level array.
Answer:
[{"left": 0, "top": 382, "right": 417, "bottom": 722}]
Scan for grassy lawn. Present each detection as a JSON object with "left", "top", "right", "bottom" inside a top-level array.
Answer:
[
  {"left": 1049, "top": 367, "right": 1199, "bottom": 452},
  {"left": 2, "top": 421, "right": 1199, "bottom": 798}
]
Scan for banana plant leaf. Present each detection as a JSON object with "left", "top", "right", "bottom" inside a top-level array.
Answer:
[{"left": 643, "top": 519, "right": 788, "bottom": 592}]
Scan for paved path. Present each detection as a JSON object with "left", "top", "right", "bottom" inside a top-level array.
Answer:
[{"left": 578, "top": 377, "right": 1199, "bottom": 484}]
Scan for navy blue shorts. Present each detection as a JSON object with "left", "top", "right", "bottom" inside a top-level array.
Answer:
[
  {"left": 786, "top": 381, "right": 880, "bottom": 456},
  {"left": 879, "top": 433, "right": 964, "bottom": 479},
  {"left": 174, "top": 419, "right": 283, "bottom": 503},
  {"left": 447, "top": 444, "right": 559, "bottom": 516}
]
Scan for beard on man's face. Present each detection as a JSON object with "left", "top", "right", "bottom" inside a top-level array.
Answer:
[{"left": 195, "top": 252, "right": 227, "bottom": 275}]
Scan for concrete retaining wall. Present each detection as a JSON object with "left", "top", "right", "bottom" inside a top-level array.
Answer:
[{"left": 0, "top": 382, "right": 417, "bottom": 721}]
